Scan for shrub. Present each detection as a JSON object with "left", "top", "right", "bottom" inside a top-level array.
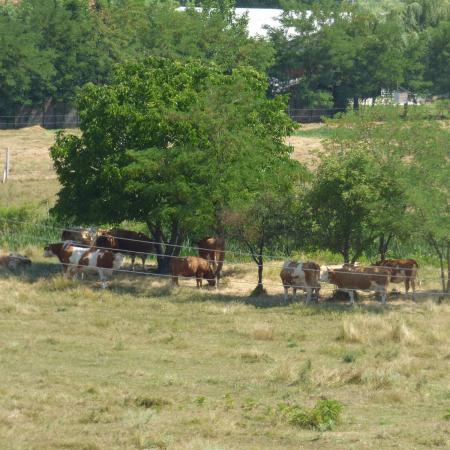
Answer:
[{"left": 279, "top": 399, "right": 342, "bottom": 431}]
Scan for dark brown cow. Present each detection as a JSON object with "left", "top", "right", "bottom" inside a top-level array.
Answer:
[
  {"left": 95, "top": 228, "right": 154, "bottom": 271},
  {"left": 197, "top": 237, "right": 225, "bottom": 282},
  {"left": 375, "top": 259, "right": 419, "bottom": 298},
  {"left": 61, "top": 227, "right": 96, "bottom": 246},
  {"left": 170, "top": 256, "right": 216, "bottom": 288},
  {"left": 280, "top": 261, "right": 321, "bottom": 302},
  {"left": 321, "top": 266, "right": 391, "bottom": 304}
]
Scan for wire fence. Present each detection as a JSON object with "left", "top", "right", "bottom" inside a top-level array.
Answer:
[{"left": 0, "top": 108, "right": 347, "bottom": 129}]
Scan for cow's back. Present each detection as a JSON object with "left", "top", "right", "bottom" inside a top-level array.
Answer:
[
  {"left": 109, "top": 228, "right": 154, "bottom": 253},
  {"left": 330, "top": 266, "right": 390, "bottom": 290}
]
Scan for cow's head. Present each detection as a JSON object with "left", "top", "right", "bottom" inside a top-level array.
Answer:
[{"left": 43, "top": 244, "right": 56, "bottom": 257}]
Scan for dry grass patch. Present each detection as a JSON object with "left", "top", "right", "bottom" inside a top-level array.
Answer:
[{"left": 338, "top": 315, "right": 417, "bottom": 346}]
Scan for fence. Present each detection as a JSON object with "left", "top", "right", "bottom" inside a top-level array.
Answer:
[
  {"left": 288, "top": 107, "right": 347, "bottom": 123},
  {"left": 0, "top": 101, "right": 80, "bottom": 129},
  {"left": 0, "top": 108, "right": 347, "bottom": 129}
]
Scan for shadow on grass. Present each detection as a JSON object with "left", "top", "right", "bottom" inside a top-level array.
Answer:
[{"left": 2, "top": 263, "right": 447, "bottom": 313}]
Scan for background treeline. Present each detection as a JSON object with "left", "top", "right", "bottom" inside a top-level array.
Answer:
[{"left": 0, "top": 0, "right": 448, "bottom": 113}]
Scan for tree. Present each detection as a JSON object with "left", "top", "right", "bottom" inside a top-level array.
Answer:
[
  {"left": 0, "top": 7, "right": 55, "bottom": 112},
  {"left": 224, "top": 160, "right": 306, "bottom": 293},
  {"left": 50, "top": 57, "right": 294, "bottom": 272},
  {"left": 426, "top": 20, "right": 450, "bottom": 94},
  {"left": 269, "top": 1, "right": 409, "bottom": 109}
]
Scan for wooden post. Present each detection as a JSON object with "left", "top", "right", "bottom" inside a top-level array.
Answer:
[{"left": 2, "top": 148, "right": 9, "bottom": 183}]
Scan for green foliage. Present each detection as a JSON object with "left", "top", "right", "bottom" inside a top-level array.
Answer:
[
  {"left": 279, "top": 399, "right": 343, "bottom": 431},
  {"left": 50, "top": 57, "right": 294, "bottom": 271},
  {"left": 426, "top": 20, "right": 450, "bottom": 94}
]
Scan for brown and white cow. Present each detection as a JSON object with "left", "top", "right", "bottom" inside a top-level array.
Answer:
[
  {"left": 77, "top": 247, "right": 124, "bottom": 288},
  {"left": 197, "top": 237, "right": 225, "bottom": 283},
  {"left": 280, "top": 261, "right": 321, "bottom": 302},
  {"left": 95, "top": 228, "right": 154, "bottom": 271},
  {"left": 170, "top": 256, "right": 216, "bottom": 288},
  {"left": 320, "top": 265, "right": 391, "bottom": 304},
  {"left": 374, "top": 259, "right": 419, "bottom": 298},
  {"left": 61, "top": 227, "right": 97, "bottom": 246},
  {"left": 44, "top": 242, "right": 123, "bottom": 288},
  {"left": 0, "top": 253, "right": 31, "bottom": 271}
]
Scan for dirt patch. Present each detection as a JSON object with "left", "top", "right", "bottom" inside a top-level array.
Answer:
[{"left": 286, "top": 135, "right": 323, "bottom": 167}]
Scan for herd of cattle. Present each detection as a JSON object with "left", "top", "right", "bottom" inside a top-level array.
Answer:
[{"left": 0, "top": 226, "right": 419, "bottom": 303}]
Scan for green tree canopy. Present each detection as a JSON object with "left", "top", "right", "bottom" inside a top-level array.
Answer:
[{"left": 50, "top": 57, "right": 295, "bottom": 272}]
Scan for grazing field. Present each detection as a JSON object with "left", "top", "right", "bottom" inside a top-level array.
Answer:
[
  {"left": 1, "top": 126, "right": 449, "bottom": 449},
  {"left": 1, "top": 262, "right": 450, "bottom": 449}
]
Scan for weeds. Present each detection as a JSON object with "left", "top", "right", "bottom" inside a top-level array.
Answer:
[{"left": 278, "top": 399, "right": 342, "bottom": 431}]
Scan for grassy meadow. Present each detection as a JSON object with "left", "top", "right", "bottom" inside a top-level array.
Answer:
[{"left": 1, "top": 127, "right": 449, "bottom": 449}]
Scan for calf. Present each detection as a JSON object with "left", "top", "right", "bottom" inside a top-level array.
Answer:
[
  {"left": 280, "top": 261, "right": 321, "bottom": 302},
  {"left": 170, "top": 256, "right": 216, "bottom": 288},
  {"left": 375, "top": 259, "right": 418, "bottom": 298},
  {"left": 321, "top": 266, "right": 391, "bottom": 304},
  {"left": 0, "top": 253, "right": 31, "bottom": 271},
  {"left": 95, "top": 228, "right": 154, "bottom": 271},
  {"left": 197, "top": 237, "right": 225, "bottom": 283}
]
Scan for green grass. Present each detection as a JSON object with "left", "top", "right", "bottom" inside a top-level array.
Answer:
[{"left": 1, "top": 256, "right": 450, "bottom": 449}]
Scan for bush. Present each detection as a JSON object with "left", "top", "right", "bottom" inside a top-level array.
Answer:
[{"left": 279, "top": 399, "right": 342, "bottom": 431}]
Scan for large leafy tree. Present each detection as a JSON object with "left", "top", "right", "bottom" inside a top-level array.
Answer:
[
  {"left": 270, "top": 1, "right": 409, "bottom": 108},
  {"left": 50, "top": 57, "right": 294, "bottom": 272}
]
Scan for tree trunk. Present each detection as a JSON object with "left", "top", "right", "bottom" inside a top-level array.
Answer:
[
  {"left": 342, "top": 236, "right": 350, "bottom": 263},
  {"left": 378, "top": 233, "right": 393, "bottom": 261},
  {"left": 257, "top": 254, "right": 263, "bottom": 289},
  {"left": 446, "top": 240, "right": 450, "bottom": 293},
  {"left": 353, "top": 96, "right": 359, "bottom": 110},
  {"left": 147, "top": 219, "right": 183, "bottom": 274},
  {"left": 429, "top": 234, "right": 446, "bottom": 294}
]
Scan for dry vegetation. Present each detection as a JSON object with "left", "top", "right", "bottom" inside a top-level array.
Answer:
[
  {"left": 1, "top": 264, "right": 450, "bottom": 449},
  {"left": 1, "top": 127, "right": 449, "bottom": 449}
]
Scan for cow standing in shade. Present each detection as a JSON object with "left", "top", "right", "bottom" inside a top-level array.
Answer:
[
  {"left": 197, "top": 237, "right": 225, "bottom": 283},
  {"left": 375, "top": 259, "right": 419, "bottom": 299},
  {"left": 280, "top": 261, "right": 321, "bottom": 302},
  {"left": 321, "top": 265, "right": 391, "bottom": 304},
  {"left": 44, "top": 242, "right": 123, "bottom": 288},
  {"left": 95, "top": 228, "right": 154, "bottom": 271},
  {"left": 170, "top": 256, "right": 216, "bottom": 288}
]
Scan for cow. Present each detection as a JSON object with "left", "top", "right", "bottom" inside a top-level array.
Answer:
[
  {"left": 44, "top": 242, "right": 88, "bottom": 278},
  {"left": 170, "top": 256, "right": 216, "bottom": 288},
  {"left": 95, "top": 228, "right": 154, "bottom": 271},
  {"left": 44, "top": 242, "right": 123, "bottom": 288},
  {"left": 374, "top": 259, "right": 419, "bottom": 298},
  {"left": 60, "top": 227, "right": 97, "bottom": 246},
  {"left": 197, "top": 237, "right": 225, "bottom": 283},
  {"left": 320, "top": 265, "right": 391, "bottom": 304},
  {"left": 280, "top": 261, "right": 321, "bottom": 302},
  {"left": 0, "top": 253, "right": 31, "bottom": 271},
  {"left": 77, "top": 247, "right": 124, "bottom": 289}
]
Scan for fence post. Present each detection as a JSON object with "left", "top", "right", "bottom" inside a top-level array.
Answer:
[{"left": 2, "top": 148, "right": 10, "bottom": 183}]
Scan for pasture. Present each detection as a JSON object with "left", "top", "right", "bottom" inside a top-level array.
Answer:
[{"left": 1, "top": 127, "right": 449, "bottom": 449}]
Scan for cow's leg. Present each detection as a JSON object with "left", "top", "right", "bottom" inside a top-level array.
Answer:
[
  {"left": 348, "top": 290, "right": 355, "bottom": 305},
  {"left": 306, "top": 288, "right": 312, "bottom": 303},
  {"left": 380, "top": 290, "right": 387, "bottom": 304},
  {"left": 141, "top": 254, "right": 147, "bottom": 271},
  {"left": 292, "top": 287, "right": 297, "bottom": 300},
  {"left": 284, "top": 286, "right": 289, "bottom": 301},
  {"left": 172, "top": 275, "right": 179, "bottom": 286},
  {"left": 98, "top": 269, "right": 108, "bottom": 289},
  {"left": 404, "top": 279, "right": 410, "bottom": 295},
  {"left": 411, "top": 279, "right": 416, "bottom": 301},
  {"left": 130, "top": 253, "right": 135, "bottom": 271}
]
